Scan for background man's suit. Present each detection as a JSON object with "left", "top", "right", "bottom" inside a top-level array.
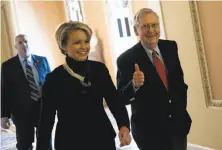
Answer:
[
  {"left": 1, "top": 54, "right": 51, "bottom": 150},
  {"left": 117, "top": 40, "right": 192, "bottom": 149}
]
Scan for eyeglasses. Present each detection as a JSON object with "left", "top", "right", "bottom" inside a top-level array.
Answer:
[{"left": 140, "top": 23, "right": 159, "bottom": 30}]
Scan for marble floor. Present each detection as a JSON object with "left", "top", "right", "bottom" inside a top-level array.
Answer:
[
  {"left": 0, "top": 105, "right": 214, "bottom": 150},
  {"left": 0, "top": 106, "right": 137, "bottom": 150},
  {"left": 1, "top": 127, "right": 17, "bottom": 150}
]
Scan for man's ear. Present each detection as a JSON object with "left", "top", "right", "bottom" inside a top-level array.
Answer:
[{"left": 134, "top": 26, "right": 139, "bottom": 36}]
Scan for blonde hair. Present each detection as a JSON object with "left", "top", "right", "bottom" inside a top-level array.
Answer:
[
  {"left": 55, "top": 21, "right": 92, "bottom": 55},
  {"left": 133, "top": 8, "right": 159, "bottom": 30}
]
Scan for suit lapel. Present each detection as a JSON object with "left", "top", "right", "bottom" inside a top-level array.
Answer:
[
  {"left": 14, "top": 55, "right": 29, "bottom": 87},
  {"left": 158, "top": 40, "right": 173, "bottom": 78},
  {"left": 158, "top": 40, "right": 178, "bottom": 93}
]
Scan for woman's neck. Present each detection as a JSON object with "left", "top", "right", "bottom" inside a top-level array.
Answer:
[{"left": 65, "top": 56, "right": 88, "bottom": 76}]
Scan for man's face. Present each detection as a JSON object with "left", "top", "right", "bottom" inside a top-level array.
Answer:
[
  {"left": 15, "top": 35, "right": 30, "bottom": 57},
  {"left": 136, "top": 13, "right": 160, "bottom": 50}
]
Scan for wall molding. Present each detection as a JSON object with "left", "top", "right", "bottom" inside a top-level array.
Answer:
[{"left": 189, "top": 1, "right": 222, "bottom": 108}]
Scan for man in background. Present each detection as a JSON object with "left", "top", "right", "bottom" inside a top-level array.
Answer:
[
  {"left": 1, "top": 34, "right": 52, "bottom": 150},
  {"left": 117, "top": 8, "right": 192, "bottom": 150}
]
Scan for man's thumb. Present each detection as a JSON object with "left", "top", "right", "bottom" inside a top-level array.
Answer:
[{"left": 135, "top": 63, "right": 140, "bottom": 72}]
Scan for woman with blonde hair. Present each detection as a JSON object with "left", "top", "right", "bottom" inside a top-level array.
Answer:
[{"left": 36, "top": 21, "right": 131, "bottom": 150}]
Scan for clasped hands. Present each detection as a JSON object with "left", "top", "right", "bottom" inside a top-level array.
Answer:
[
  {"left": 118, "top": 126, "right": 131, "bottom": 147},
  {"left": 1, "top": 117, "right": 11, "bottom": 129}
]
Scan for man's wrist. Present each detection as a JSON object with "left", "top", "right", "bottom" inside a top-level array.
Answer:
[{"left": 132, "top": 79, "right": 140, "bottom": 91}]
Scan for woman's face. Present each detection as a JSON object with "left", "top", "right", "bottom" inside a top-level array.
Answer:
[{"left": 65, "top": 30, "right": 90, "bottom": 61}]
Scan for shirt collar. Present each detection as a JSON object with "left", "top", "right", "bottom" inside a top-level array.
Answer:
[
  {"left": 141, "top": 42, "right": 161, "bottom": 56},
  {"left": 19, "top": 54, "right": 32, "bottom": 63}
]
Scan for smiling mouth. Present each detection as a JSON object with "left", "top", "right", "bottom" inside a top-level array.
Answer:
[
  {"left": 146, "top": 35, "right": 156, "bottom": 38},
  {"left": 77, "top": 51, "right": 88, "bottom": 55}
]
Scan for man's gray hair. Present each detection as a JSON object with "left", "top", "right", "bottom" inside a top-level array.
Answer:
[
  {"left": 15, "top": 34, "right": 27, "bottom": 43},
  {"left": 133, "top": 8, "right": 159, "bottom": 29}
]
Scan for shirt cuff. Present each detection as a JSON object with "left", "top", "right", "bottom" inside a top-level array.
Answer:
[{"left": 132, "top": 79, "right": 140, "bottom": 92}]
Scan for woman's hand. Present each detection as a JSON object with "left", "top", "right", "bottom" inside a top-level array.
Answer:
[{"left": 118, "top": 126, "right": 131, "bottom": 146}]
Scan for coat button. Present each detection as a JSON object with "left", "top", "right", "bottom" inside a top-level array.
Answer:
[{"left": 169, "top": 100, "right": 172, "bottom": 103}]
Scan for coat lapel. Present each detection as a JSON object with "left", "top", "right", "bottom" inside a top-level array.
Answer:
[
  {"left": 158, "top": 40, "right": 173, "bottom": 79},
  {"left": 158, "top": 40, "right": 177, "bottom": 92},
  {"left": 14, "top": 55, "right": 29, "bottom": 87}
]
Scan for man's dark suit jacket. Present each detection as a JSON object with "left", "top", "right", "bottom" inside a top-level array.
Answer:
[
  {"left": 117, "top": 40, "right": 192, "bottom": 148},
  {"left": 36, "top": 60, "right": 130, "bottom": 150},
  {"left": 1, "top": 54, "right": 51, "bottom": 125}
]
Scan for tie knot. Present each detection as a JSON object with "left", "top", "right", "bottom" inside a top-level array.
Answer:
[
  {"left": 152, "top": 50, "right": 158, "bottom": 57},
  {"left": 24, "top": 60, "right": 29, "bottom": 65},
  {"left": 24, "top": 58, "right": 30, "bottom": 63}
]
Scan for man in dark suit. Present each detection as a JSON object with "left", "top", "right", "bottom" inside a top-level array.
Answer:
[
  {"left": 1, "top": 34, "right": 51, "bottom": 150},
  {"left": 116, "top": 8, "right": 192, "bottom": 150}
]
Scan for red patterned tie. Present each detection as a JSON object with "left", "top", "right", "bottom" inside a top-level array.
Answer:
[{"left": 152, "top": 50, "right": 168, "bottom": 90}]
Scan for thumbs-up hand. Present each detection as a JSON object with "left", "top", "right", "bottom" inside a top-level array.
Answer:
[{"left": 133, "top": 64, "right": 144, "bottom": 87}]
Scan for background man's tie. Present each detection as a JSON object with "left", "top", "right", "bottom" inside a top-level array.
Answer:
[
  {"left": 152, "top": 50, "right": 168, "bottom": 90},
  {"left": 24, "top": 59, "right": 40, "bottom": 101}
]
